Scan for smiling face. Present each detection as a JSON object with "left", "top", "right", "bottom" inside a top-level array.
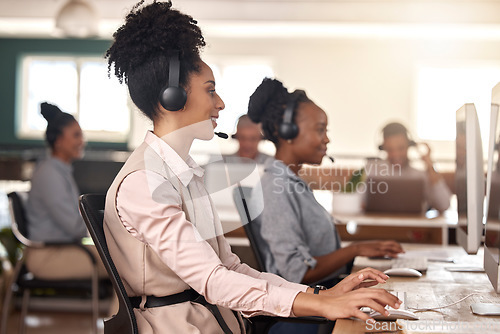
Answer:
[
  {"left": 180, "top": 61, "right": 225, "bottom": 140},
  {"left": 289, "top": 101, "right": 330, "bottom": 165},
  {"left": 53, "top": 121, "right": 84, "bottom": 163}
]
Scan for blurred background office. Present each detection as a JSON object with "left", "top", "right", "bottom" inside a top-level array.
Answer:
[
  {"left": 225, "top": 115, "right": 271, "bottom": 164},
  {"left": 1, "top": 0, "right": 500, "bottom": 333},
  {"left": 2, "top": 1, "right": 500, "bottom": 172}
]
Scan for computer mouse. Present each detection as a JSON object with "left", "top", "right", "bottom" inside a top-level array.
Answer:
[
  {"left": 383, "top": 268, "right": 422, "bottom": 277},
  {"left": 369, "top": 308, "right": 419, "bottom": 321}
]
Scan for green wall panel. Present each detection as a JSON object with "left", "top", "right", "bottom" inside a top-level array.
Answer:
[{"left": 0, "top": 38, "right": 127, "bottom": 151}]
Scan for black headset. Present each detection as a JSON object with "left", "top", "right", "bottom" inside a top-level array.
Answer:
[
  {"left": 278, "top": 93, "right": 301, "bottom": 140},
  {"left": 378, "top": 123, "right": 416, "bottom": 150},
  {"left": 159, "top": 51, "right": 187, "bottom": 111}
]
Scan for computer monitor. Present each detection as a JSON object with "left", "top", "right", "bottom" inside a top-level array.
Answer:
[
  {"left": 484, "top": 103, "right": 500, "bottom": 293},
  {"left": 455, "top": 103, "right": 485, "bottom": 255},
  {"left": 364, "top": 176, "right": 426, "bottom": 214}
]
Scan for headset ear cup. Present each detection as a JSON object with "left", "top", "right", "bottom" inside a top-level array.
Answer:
[
  {"left": 160, "top": 86, "right": 187, "bottom": 111},
  {"left": 278, "top": 122, "right": 299, "bottom": 140},
  {"left": 160, "top": 87, "right": 187, "bottom": 111},
  {"left": 279, "top": 93, "right": 300, "bottom": 140},
  {"left": 160, "top": 51, "right": 187, "bottom": 111}
]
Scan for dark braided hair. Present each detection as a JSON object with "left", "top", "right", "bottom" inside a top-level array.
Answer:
[
  {"left": 106, "top": 0, "right": 206, "bottom": 120},
  {"left": 40, "top": 102, "right": 77, "bottom": 150},
  {"left": 247, "top": 78, "right": 311, "bottom": 147}
]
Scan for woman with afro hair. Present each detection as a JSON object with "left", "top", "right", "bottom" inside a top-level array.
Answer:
[{"left": 104, "top": 1, "right": 401, "bottom": 333}]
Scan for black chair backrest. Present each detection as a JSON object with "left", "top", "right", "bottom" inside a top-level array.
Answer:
[
  {"left": 79, "top": 194, "right": 138, "bottom": 334},
  {"left": 7, "top": 192, "right": 29, "bottom": 238},
  {"left": 232, "top": 185, "right": 266, "bottom": 271}
]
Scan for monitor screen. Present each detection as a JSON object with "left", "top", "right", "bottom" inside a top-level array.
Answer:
[
  {"left": 455, "top": 103, "right": 485, "bottom": 255},
  {"left": 484, "top": 103, "right": 500, "bottom": 293}
]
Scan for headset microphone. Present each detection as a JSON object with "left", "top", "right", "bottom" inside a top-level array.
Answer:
[{"left": 215, "top": 132, "right": 229, "bottom": 139}]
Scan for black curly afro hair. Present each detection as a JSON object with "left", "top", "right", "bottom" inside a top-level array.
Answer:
[
  {"left": 247, "top": 78, "right": 310, "bottom": 146},
  {"left": 106, "top": 0, "right": 206, "bottom": 120}
]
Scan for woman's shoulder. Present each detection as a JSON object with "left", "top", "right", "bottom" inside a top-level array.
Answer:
[{"left": 32, "top": 158, "right": 63, "bottom": 178}]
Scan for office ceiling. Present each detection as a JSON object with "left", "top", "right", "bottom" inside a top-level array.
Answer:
[{"left": 2, "top": 0, "right": 500, "bottom": 39}]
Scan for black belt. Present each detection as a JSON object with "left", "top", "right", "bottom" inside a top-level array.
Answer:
[
  {"left": 129, "top": 289, "right": 199, "bottom": 309},
  {"left": 129, "top": 289, "right": 233, "bottom": 334}
]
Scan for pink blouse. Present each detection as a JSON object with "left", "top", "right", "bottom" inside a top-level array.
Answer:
[{"left": 115, "top": 131, "right": 307, "bottom": 318}]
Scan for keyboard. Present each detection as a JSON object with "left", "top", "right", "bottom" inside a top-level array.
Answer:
[
  {"left": 391, "top": 257, "right": 428, "bottom": 273},
  {"left": 361, "top": 291, "right": 419, "bottom": 321}
]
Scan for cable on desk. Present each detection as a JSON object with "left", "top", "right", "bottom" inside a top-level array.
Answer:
[{"left": 408, "top": 292, "right": 481, "bottom": 312}]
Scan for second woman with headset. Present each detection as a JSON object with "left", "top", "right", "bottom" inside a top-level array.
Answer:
[{"left": 247, "top": 78, "right": 404, "bottom": 287}]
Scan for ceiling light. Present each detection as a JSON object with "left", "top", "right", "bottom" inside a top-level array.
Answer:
[{"left": 55, "top": 0, "right": 98, "bottom": 38}]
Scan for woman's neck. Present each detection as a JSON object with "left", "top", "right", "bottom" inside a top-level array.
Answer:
[
  {"left": 153, "top": 123, "right": 194, "bottom": 161},
  {"left": 51, "top": 151, "right": 71, "bottom": 164},
  {"left": 275, "top": 150, "right": 302, "bottom": 175}
]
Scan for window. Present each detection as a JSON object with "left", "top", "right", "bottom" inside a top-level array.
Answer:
[
  {"left": 208, "top": 61, "right": 274, "bottom": 134},
  {"left": 416, "top": 64, "right": 500, "bottom": 142},
  {"left": 189, "top": 58, "right": 274, "bottom": 158},
  {"left": 18, "top": 55, "right": 130, "bottom": 142}
]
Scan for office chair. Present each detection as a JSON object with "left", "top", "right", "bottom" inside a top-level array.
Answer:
[
  {"left": 232, "top": 185, "right": 266, "bottom": 271},
  {"left": 1, "top": 192, "right": 101, "bottom": 334},
  {"left": 232, "top": 185, "right": 333, "bottom": 334},
  {"left": 79, "top": 194, "right": 138, "bottom": 334}
]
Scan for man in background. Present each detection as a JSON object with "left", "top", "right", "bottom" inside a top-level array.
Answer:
[{"left": 226, "top": 114, "right": 271, "bottom": 164}]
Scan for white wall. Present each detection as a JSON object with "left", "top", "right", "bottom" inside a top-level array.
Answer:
[
  {"left": 5, "top": 0, "right": 500, "bottom": 169},
  {"left": 201, "top": 35, "right": 500, "bottom": 166}
]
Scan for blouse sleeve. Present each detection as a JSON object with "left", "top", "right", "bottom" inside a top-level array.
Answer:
[
  {"left": 116, "top": 170, "right": 303, "bottom": 318},
  {"left": 426, "top": 177, "right": 452, "bottom": 212},
  {"left": 216, "top": 234, "right": 308, "bottom": 292}
]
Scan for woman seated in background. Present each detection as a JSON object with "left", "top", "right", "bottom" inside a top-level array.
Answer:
[
  {"left": 247, "top": 78, "right": 403, "bottom": 288},
  {"left": 374, "top": 122, "right": 452, "bottom": 212},
  {"left": 26, "top": 102, "right": 107, "bottom": 280},
  {"left": 102, "top": 1, "right": 401, "bottom": 333}
]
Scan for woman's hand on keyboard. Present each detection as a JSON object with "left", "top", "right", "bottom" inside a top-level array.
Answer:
[{"left": 324, "top": 268, "right": 389, "bottom": 297}]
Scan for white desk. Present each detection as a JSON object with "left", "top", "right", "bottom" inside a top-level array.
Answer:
[{"left": 333, "top": 244, "right": 500, "bottom": 334}]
